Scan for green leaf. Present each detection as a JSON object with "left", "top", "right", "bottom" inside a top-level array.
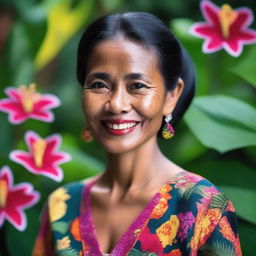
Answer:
[
  {"left": 99, "top": 0, "right": 123, "bottom": 11},
  {"left": 6, "top": 209, "right": 39, "bottom": 256},
  {"left": 160, "top": 128, "right": 207, "bottom": 165},
  {"left": 170, "top": 18, "right": 212, "bottom": 96},
  {"left": 59, "top": 247, "right": 78, "bottom": 256},
  {"left": 230, "top": 45, "right": 256, "bottom": 87},
  {"left": 200, "top": 240, "right": 235, "bottom": 255},
  {"left": 129, "top": 248, "right": 158, "bottom": 256},
  {"left": 52, "top": 221, "right": 70, "bottom": 234},
  {"left": 238, "top": 220, "right": 256, "bottom": 254},
  {"left": 61, "top": 134, "right": 104, "bottom": 182},
  {"left": 185, "top": 160, "right": 256, "bottom": 191},
  {"left": 221, "top": 186, "right": 256, "bottom": 225},
  {"left": 184, "top": 95, "right": 256, "bottom": 152},
  {"left": 170, "top": 18, "right": 197, "bottom": 41},
  {"left": 209, "top": 192, "right": 228, "bottom": 211}
]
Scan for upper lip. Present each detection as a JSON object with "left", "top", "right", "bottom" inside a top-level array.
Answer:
[{"left": 102, "top": 119, "right": 140, "bottom": 124}]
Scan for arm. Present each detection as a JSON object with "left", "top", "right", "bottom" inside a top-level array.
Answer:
[{"left": 198, "top": 201, "right": 242, "bottom": 256}]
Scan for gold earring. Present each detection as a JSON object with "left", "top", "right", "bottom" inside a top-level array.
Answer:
[{"left": 81, "top": 127, "right": 93, "bottom": 142}]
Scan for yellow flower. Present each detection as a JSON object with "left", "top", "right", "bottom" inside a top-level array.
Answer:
[
  {"left": 190, "top": 205, "right": 221, "bottom": 255},
  {"left": 35, "top": 0, "right": 94, "bottom": 70},
  {"left": 156, "top": 215, "right": 179, "bottom": 248},
  {"left": 151, "top": 198, "right": 168, "bottom": 219},
  {"left": 57, "top": 236, "right": 71, "bottom": 250},
  {"left": 49, "top": 187, "right": 71, "bottom": 222}
]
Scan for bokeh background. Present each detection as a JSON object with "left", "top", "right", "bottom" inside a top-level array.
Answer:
[{"left": 0, "top": 0, "right": 255, "bottom": 255}]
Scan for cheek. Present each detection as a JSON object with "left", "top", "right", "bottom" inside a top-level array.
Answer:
[
  {"left": 82, "top": 94, "right": 100, "bottom": 120},
  {"left": 135, "top": 92, "right": 165, "bottom": 119}
]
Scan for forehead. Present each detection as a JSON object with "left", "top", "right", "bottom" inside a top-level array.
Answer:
[{"left": 86, "top": 39, "right": 161, "bottom": 76}]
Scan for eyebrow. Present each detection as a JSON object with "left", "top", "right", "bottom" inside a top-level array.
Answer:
[
  {"left": 124, "top": 73, "right": 149, "bottom": 81},
  {"left": 86, "top": 72, "right": 150, "bottom": 82},
  {"left": 86, "top": 72, "right": 111, "bottom": 82}
]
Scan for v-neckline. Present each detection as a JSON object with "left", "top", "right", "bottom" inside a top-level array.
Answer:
[{"left": 79, "top": 171, "right": 187, "bottom": 256}]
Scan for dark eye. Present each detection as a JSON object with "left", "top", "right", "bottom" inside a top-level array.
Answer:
[
  {"left": 129, "top": 82, "right": 150, "bottom": 90},
  {"left": 84, "top": 81, "right": 108, "bottom": 89}
]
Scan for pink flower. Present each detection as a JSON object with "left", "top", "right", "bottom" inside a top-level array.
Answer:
[
  {"left": 190, "top": 0, "right": 256, "bottom": 56},
  {"left": 0, "top": 83, "right": 60, "bottom": 124},
  {"left": 177, "top": 212, "right": 195, "bottom": 242},
  {"left": 200, "top": 186, "right": 219, "bottom": 205},
  {"left": 138, "top": 226, "right": 163, "bottom": 253},
  {"left": 0, "top": 166, "right": 40, "bottom": 231},
  {"left": 10, "top": 131, "right": 71, "bottom": 182}
]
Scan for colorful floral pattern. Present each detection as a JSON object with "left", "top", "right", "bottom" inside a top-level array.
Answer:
[
  {"left": 0, "top": 83, "right": 60, "bottom": 124},
  {"left": 10, "top": 130, "right": 71, "bottom": 182},
  {"left": 190, "top": 0, "right": 256, "bottom": 56},
  {"left": 0, "top": 166, "right": 40, "bottom": 231},
  {"left": 32, "top": 171, "right": 242, "bottom": 255}
]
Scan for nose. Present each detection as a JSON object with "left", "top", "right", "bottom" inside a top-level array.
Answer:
[{"left": 104, "top": 87, "right": 132, "bottom": 115}]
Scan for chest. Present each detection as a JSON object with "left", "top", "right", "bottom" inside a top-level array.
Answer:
[{"left": 91, "top": 192, "right": 153, "bottom": 253}]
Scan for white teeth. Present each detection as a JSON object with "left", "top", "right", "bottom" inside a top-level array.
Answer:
[{"left": 105, "top": 122, "right": 137, "bottom": 130}]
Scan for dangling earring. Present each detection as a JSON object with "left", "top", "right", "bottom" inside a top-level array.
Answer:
[
  {"left": 81, "top": 127, "right": 93, "bottom": 142},
  {"left": 162, "top": 114, "right": 175, "bottom": 139}
]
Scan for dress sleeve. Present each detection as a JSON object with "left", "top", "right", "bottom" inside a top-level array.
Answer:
[
  {"left": 198, "top": 200, "right": 242, "bottom": 256},
  {"left": 32, "top": 205, "right": 55, "bottom": 256}
]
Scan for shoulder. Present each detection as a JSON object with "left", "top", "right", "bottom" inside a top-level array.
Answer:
[
  {"left": 48, "top": 175, "right": 98, "bottom": 201},
  {"left": 166, "top": 170, "right": 230, "bottom": 213},
  {"left": 169, "top": 170, "right": 224, "bottom": 195},
  {"left": 46, "top": 175, "right": 99, "bottom": 222}
]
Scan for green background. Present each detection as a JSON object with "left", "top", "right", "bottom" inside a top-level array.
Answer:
[{"left": 0, "top": 0, "right": 255, "bottom": 255}]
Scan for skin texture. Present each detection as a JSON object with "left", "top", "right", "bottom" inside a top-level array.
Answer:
[{"left": 82, "top": 38, "right": 184, "bottom": 253}]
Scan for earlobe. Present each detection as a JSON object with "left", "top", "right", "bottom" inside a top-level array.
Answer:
[{"left": 163, "top": 78, "right": 184, "bottom": 116}]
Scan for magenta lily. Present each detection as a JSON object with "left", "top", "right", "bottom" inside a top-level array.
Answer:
[
  {"left": 0, "top": 83, "right": 60, "bottom": 124},
  {"left": 190, "top": 0, "right": 256, "bottom": 56},
  {"left": 10, "top": 131, "right": 71, "bottom": 182},
  {"left": 0, "top": 166, "right": 40, "bottom": 231}
]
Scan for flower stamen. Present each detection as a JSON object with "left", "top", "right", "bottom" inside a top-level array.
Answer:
[
  {"left": 19, "top": 83, "right": 41, "bottom": 113},
  {"left": 33, "top": 139, "right": 47, "bottom": 168},
  {"left": 0, "top": 180, "right": 8, "bottom": 208},
  {"left": 218, "top": 4, "right": 238, "bottom": 39}
]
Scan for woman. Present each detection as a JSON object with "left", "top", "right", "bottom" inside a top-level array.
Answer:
[{"left": 33, "top": 12, "right": 242, "bottom": 256}]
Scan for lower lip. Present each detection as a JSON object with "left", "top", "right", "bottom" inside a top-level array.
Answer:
[{"left": 104, "top": 124, "right": 138, "bottom": 136}]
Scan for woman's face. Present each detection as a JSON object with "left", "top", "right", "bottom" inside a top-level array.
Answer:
[{"left": 82, "top": 39, "right": 182, "bottom": 153}]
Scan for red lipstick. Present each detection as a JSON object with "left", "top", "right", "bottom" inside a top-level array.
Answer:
[{"left": 101, "top": 119, "right": 139, "bottom": 136}]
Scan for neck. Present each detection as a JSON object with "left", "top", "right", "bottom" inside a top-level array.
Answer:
[{"left": 100, "top": 136, "right": 170, "bottom": 194}]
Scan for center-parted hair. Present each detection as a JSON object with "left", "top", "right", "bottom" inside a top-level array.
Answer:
[{"left": 77, "top": 12, "right": 195, "bottom": 129}]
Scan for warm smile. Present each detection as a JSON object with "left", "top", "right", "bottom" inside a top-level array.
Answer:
[{"left": 101, "top": 120, "right": 140, "bottom": 135}]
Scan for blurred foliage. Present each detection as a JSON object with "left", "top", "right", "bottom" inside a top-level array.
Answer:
[{"left": 0, "top": 0, "right": 256, "bottom": 255}]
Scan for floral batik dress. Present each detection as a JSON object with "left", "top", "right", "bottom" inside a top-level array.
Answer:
[{"left": 32, "top": 171, "right": 242, "bottom": 256}]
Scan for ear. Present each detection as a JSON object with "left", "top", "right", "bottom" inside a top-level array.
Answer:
[{"left": 163, "top": 78, "right": 184, "bottom": 116}]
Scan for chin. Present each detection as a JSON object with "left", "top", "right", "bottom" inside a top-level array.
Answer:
[
  {"left": 95, "top": 134, "right": 157, "bottom": 155},
  {"left": 99, "top": 141, "right": 138, "bottom": 155}
]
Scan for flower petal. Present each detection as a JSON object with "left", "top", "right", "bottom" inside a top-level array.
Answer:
[
  {"left": 223, "top": 41, "right": 242, "bottom": 57},
  {"left": 0, "top": 100, "right": 28, "bottom": 124},
  {"left": 190, "top": 0, "right": 256, "bottom": 56},
  {"left": 30, "top": 94, "right": 61, "bottom": 122},
  {"left": 203, "top": 37, "right": 223, "bottom": 53},
  {"left": 10, "top": 131, "right": 71, "bottom": 182},
  {"left": 201, "top": 0, "right": 220, "bottom": 25},
  {"left": 5, "top": 207, "right": 25, "bottom": 231},
  {"left": 234, "top": 8, "right": 254, "bottom": 29},
  {"left": 0, "top": 166, "right": 13, "bottom": 187},
  {"left": 8, "top": 184, "right": 39, "bottom": 208},
  {"left": 0, "top": 166, "right": 40, "bottom": 231},
  {"left": 0, "top": 85, "right": 60, "bottom": 124},
  {"left": 5, "top": 87, "right": 21, "bottom": 101}
]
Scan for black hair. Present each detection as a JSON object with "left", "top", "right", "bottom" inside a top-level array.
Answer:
[{"left": 77, "top": 12, "right": 195, "bottom": 128}]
